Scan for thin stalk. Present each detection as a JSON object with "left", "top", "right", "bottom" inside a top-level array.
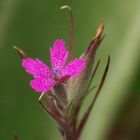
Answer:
[{"left": 60, "top": 5, "right": 74, "bottom": 61}]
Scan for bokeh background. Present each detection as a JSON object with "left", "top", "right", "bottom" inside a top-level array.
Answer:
[{"left": 0, "top": 0, "right": 140, "bottom": 140}]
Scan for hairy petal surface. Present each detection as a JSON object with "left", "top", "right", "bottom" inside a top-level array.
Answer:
[
  {"left": 22, "top": 58, "right": 54, "bottom": 78},
  {"left": 62, "top": 58, "right": 85, "bottom": 77},
  {"left": 50, "top": 39, "right": 68, "bottom": 70},
  {"left": 30, "top": 78, "right": 56, "bottom": 93}
]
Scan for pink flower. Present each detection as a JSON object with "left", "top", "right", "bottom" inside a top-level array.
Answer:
[{"left": 22, "top": 39, "right": 85, "bottom": 93}]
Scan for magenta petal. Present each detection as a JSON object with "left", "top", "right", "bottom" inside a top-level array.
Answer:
[
  {"left": 22, "top": 58, "right": 54, "bottom": 78},
  {"left": 50, "top": 39, "right": 68, "bottom": 70},
  {"left": 30, "top": 78, "right": 56, "bottom": 93},
  {"left": 61, "top": 58, "right": 85, "bottom": 77}
]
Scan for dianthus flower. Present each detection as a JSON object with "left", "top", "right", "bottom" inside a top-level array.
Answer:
[{"left": 22, "top": 39, "right": 85, "bottom": 93}]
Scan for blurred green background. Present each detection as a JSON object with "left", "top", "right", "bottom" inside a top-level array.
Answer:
[{"left": 0, "top": 0, "right": 140, "bottom": 140}]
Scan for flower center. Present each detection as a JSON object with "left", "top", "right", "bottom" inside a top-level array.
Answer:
[
  {"left": 52, "top": 67, "right": 58, "bottom": 74},
  {"left": 52, "top": 67, "right": 60, "bottom": 81}
]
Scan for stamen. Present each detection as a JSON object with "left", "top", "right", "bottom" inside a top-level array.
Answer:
[{"left": 52, "top": 67, "right": 58, "bottom": 74}]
